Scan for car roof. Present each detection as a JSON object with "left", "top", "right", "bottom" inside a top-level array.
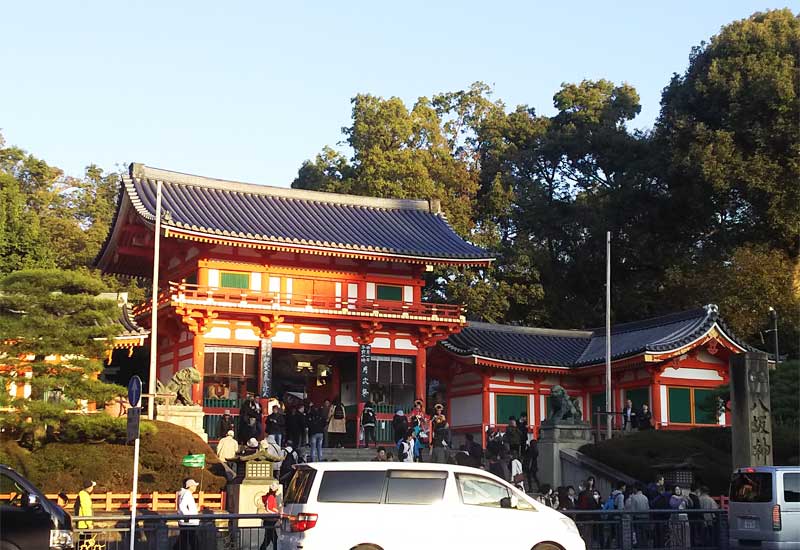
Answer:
[
  {"left": 295, "top": 461, "right": 491, "bottom": 476},
  {"left": 734, "top": 466, "right": 800, "bottom": 473}
]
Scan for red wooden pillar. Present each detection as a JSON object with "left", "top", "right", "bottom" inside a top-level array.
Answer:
[
  {"left": 416, "top": 347, "right": 427, "bottom": 411},
  {"left": 651, "top": 369, "right": 662, "bottom": 429},
  {"left": 191, "top": 332, "right": 204, "bottom": 404},
  {"left": 481, "top": 371, "right": 490, "bottom": 448}
]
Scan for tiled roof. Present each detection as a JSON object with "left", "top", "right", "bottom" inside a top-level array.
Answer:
[
  {"left": 108, "top": 163, "right": 492, "bottom": 264},
  {"left": 442, "top": 305, "right": 755, "bottom": 368},
  {"left": 118, "top": 303, "right": 149, "bottom": 340},
  {"left": 442, "top": 323, "right": 591, "bottom": 367}
]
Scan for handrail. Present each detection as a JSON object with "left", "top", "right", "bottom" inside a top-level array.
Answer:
[{"left": 166, "top": 282, "right": 464, "bottom": 321}]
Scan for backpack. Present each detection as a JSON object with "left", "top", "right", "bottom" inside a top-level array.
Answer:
[{"left": 602, "top": 494, "right": 616, "bottom": 511}]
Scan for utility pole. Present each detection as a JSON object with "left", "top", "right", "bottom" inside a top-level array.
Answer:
[
  {"left": 605, "top": 231, "right": 612, "bottom": 440},
  {"left": 146, "top": 181, "right": 163, "bottom": 420},
  {"left": 768, "top": 307, "right": 779, "bottom": 368}
]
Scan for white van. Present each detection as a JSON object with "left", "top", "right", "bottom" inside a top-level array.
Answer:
[
  {"left": 729, "top": 466, "right": 800, "bottom": 549},
  {"left": 278, "top": 461, "right": 585, "bottom": 550}
]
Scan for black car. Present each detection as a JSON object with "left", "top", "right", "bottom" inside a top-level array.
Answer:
[{"left": 0, "top": 464, "right": 74, "bottom": 550}]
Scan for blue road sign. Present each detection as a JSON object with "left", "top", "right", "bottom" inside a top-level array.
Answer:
[{"left": 128, "top": 375, "right": 142, "bottom": 408}]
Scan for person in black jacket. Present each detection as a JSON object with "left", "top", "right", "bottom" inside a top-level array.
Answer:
[
  {"left": 391, "top": 409, "right": 408, "bottom": 445},
  {"left": 524, "top": 438, "right": 540, "bottom": 491},
  {"left": 637, "top": 404, "right": 653, "bottom": 430},
  {"left": 307, "top": 405, "right": 327, "bottom": 462},
  {"left": 286, "top": 405, "right": 306, "bottom": 450},
  {"left": 279, "top": 442, "right": 300, "bottom": 492},
  {"left": 266, "top": 405, "right": 285, "bottom": 446},
  {"left": 361, "top": 403, "right": 377, "bottom": 447},
  {"left": 237, "top": 394, "right": 261, "bottom": 444}
]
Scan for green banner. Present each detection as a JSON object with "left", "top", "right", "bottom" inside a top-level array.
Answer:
[{"left": 181, "top": 454, "right": 206, "bottom": 468}]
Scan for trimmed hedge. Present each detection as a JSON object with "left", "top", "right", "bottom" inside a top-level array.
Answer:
[{"left": 0, "top": 420, "right": 226, "bottom": 493}]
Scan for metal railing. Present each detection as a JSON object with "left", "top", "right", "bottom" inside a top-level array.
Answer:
[
  {"left": 563, "top": 509, "right": 728, "bottom": 550},
  {"left": 73, "top": 512, "right": 279, "bottom": 550}
]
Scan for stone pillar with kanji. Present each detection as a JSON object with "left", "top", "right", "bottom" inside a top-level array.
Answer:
[{"left": 729, "top": 352, "right": 773, "bottom": 469}]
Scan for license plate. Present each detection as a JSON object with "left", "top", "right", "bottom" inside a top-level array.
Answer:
[{"left": 743, "top": 519, "right": 757, "bottom": 529}]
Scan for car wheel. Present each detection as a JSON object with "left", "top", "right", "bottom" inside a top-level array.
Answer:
[
  {"left": 532, "top": 543, "right": 564, "bottom": 550},
  {"left": 350, "top": 545, "right": 383, "bottom": 550}
]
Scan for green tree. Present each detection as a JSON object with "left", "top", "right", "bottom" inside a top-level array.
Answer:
[
  {"left": 657, "top": 9, "right": 800, "bottom": 254},
  {"left": 0, "top": 269, "right": 125, "bottom": 448}
]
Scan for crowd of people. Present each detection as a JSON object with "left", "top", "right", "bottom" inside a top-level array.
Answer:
[{"left": 534, "top": 474, "right": 721, "bottom": 548}]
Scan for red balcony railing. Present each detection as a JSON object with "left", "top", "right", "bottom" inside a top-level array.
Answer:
[{"left": 165, "top": 282, "right": 464, "bottom": 323}]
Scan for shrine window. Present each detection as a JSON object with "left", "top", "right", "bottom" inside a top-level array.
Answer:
[
  {"left": 667, "top": 386, "right": 719, "bottom": 425},
  {"left": 495, "top": 394, "right": 527, "bottom": 425},
  {"left": 376, "top": 284, "right": 403, "bottom": 301},
  {"left": 203, "top": 346, "right": 257, "bottom": 405},
  {"left": 220, "top": 271, "right": 250, "bottom": 290}
]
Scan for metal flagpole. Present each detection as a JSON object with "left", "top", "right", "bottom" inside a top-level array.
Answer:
[
  {"left": 606, "top": 231, "right": 612, "bottom": 440},
  {"left": 147, "top": 181, "right": 163, "bottom": 420}
]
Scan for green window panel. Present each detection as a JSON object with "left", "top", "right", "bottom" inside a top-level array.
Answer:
[
  {"left": 496, "top": 394, "right": 527, "bottom": 424},
  {"left": 625, "top": 387, "right": 650, "bottom": 410},
  {"left": 668, "top": 387, "right": 692, "bottom": 423},
  {"left": 376, "top": 284, "right": 403, "bottom": 301},
  {"left": 693, "top": 388, "right": 718, "bottom": 425},
  {"left": 590, "top": 393, "right": 607, "bottom": 426},
  {"left": 220, "top": 272, "right": 250, "bottom": 289}
]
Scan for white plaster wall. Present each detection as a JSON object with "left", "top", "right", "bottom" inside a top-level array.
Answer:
[
  {"left": 394, "top": 339, "right": 417, "bottom": 350},
  {"left": 205, "top": 326, "right": 231, "bottom": 340},
  {"left": 208, "top": 269, "right": 220, "bottom": 287},
  {"left": 250, "top": 272, "right": 261, "bottom": 291},
  {"left": 299, "top": 333, "right": 331, "bottom": 345},
  {"left": 273, "top": 331, "right": 295, "bottom": 343},
  {"left": 450, "top": 394, "right": 482, "bottom": 427},
  {"left": 660, "top": 367, "right": 723, "bottom": 381},
  {"left": 371, "top": 337, "right": 391, "bottom": 348},
  {"left": 403, "top": 285, "right": 413, "bottom": 302},
  {"left": 335, "top": 335, "right": 359, "bottom": 347},
  {"left": 660, "top": 385, "right": 668, "bottom": 425},
  {"left": 492, "top": 372, "right": 510, "bottom": 382},
  {"left": 234, "top": 328, "right": 260, "bottom": 341},
  {"left": 489, "top": 392, "right": 496, "bottom": 424}
]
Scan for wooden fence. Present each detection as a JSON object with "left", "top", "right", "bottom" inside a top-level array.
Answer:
[{"left": 1, "top": 491, "right": 225, "bottom": 512}]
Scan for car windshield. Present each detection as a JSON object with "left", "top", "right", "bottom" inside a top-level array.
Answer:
[{"left": 730, "top": 472, "right": 772, "bottom": 503}]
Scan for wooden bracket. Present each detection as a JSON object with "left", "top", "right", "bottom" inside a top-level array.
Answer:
[
  {"left": 257, "top": 314, "right": 285, "bottom": 339},
  {"left": 175, "top": 307, "right": 218, "bottom": 335},
  {"left": 355, "top": 321, "right": 383, "bottom": 345}
]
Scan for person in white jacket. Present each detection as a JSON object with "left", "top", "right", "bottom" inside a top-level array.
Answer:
[
  {"left": 399, "top": 431, "right": 415, "bottom": 463},
  {"left": 510, "top": 453, "right": 525, "bottom": 492},
  {"left": 177, "top": 478, "right": 200, "bottom": 549}
]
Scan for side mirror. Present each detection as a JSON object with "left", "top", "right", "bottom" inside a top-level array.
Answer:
[{"left": 26, "top": 494, "right": 39, "bottom": 507}]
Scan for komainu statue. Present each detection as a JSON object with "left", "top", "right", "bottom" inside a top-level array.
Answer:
[
  {"left": 156, "top": 367, "right": 201, "bottom": 406},
  {"left": 545, "top": 385, "right": 583, "bottom": 424}
]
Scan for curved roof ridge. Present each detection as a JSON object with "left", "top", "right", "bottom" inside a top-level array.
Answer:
[
  {"left": 466, "top": 321, "right": 592, "bottom": 338},
  {"left": 130, "top": 163, "right": 434, "bottom": 212},
  {"left": 591, "top": 306, "right": 711, "bottom": 336}
]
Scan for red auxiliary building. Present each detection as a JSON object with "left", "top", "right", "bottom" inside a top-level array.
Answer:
[
  {"left": 97, "top": 163, "right": 753, "bottom": 446},
  {"left": 430, "top": 304, "right": 756, "bottom": 444},
  {"left": 96, "top": 163, "right": 493, "bottom": 441}
]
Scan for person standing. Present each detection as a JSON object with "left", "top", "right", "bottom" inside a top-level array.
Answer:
[
  {"left": 321, "top": 399, "right": 332, "bottom": 448},
  {"left": 261, "top": 434, "right": 285, "bottom": 479},
  {"left": 266, "top": 405, "right": 285, "bottom": 447},
  {"left": 278, "top": 442, "right": 300, "bottom": 492},
  {"left": 391, "top": 409, "right": 408, "bottom": 445},
  {"left": 216, "top": 429, "right": 239, "bottom": 478},
  {"left": 219, "top": 410, "right": 235, "bottom": 437},
  {"left": 504, "top": 417, "right": 523, "bottom": 456},
  {"left": 638, "top": 403, "right": 653, "bottom": 430},
  {"left": 238, "top": 393, "right": 262, "bottom": 444},
  {"left": 328, "top": 400, "right": 347, "bottom": 447},
  {"left": 430, "top": 412, "right": 450, "bottom": 464},
  {"left": 177, "top": 478, "right": 200, "bottom": 550},
  {"left": 307, "top": 404, "right": 326, "bottom": 462},
  {"left": 76, "top": 480, "right": 96, "bottom": 529},
  {"left": 518, "top": 411, "right": 529, "bottom": 444},
  {"left": 259, "top": 482, "right": 281, "bottom": 550},
  {"left": 464, "top": 433, "right": 483, "bottom": 464},
  {"left": 622, "top": 399, "right": 637, "bottom": 432},
  {"left": 399, "top": 431, "right": 415, "bottom": 463},
  {"left": 510, "top": 452, "right": 525, "bottom": 492},
  {"left": 361, "top": 402, "right": 377, "bottom": 448},
  {"left": 286, "top": 405, "right": 306, "bottom": 451},
  {"left": 524, "top": 437, "right": 540, "bottom": 491}
]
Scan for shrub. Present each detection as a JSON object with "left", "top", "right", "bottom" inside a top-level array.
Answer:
[{"left": 59, "top": 414, "right": 156, "bottom": 444}]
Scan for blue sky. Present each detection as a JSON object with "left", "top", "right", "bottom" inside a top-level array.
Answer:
[{"left": 0, "top": 1, "right": 789, "bottom": 187}]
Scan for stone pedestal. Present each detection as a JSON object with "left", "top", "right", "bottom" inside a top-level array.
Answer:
[
  {"left": 538, "top": 423, "right": 592, "bottom": 487},
  {"left": 730, "top": 352, "right": 773, "bottom": 469},
  {"left": 228, "top": 460, "right": 276, "bottom": 527},
  {"left": 158, "top": 405, "right": 208, "bottom": 442}
]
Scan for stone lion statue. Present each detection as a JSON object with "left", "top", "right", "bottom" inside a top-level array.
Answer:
[
  {"left": 546, "top": 385, "right": 583, "bottom": 424},
  {"left": 156, "top": 367, "right": 201, "bottom": 406}
]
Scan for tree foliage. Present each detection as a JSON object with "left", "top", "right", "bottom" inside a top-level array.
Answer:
[
  {"left": 0, "top": 269, "right": 126, "bottom": 448},
  {"left": 295, "top": 9, "right": 799, "bottom": 355}
]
